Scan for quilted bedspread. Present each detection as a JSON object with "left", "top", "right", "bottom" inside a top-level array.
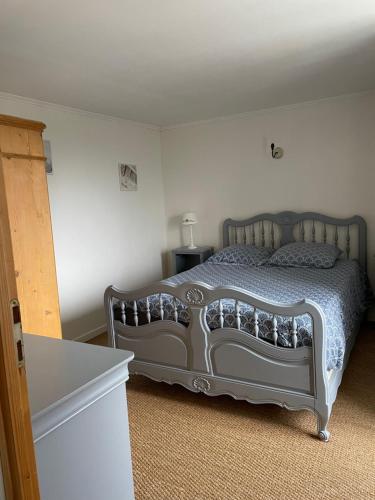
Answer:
[{"left": 124, "top": 260, "right": 368, "bottom": 371}]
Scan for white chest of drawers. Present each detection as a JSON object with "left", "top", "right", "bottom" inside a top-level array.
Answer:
[{"left": 24, "top": 334, "right": 134, "bottom": 500}]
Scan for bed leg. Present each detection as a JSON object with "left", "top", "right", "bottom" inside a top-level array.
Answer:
[{"left": 316, "top": 407, "right": 331, "bottom": 442}]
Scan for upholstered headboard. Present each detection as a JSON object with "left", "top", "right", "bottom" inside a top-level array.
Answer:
[{"left": 223, "top": 211, "right": 367, "bottom": 271}]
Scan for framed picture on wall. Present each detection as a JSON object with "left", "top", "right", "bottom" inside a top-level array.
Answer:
[
  {"left": 118, "top": 163, "right": 137, "bottom": 191},
  {"left": 43, "top": 140, "right": 53, "bottom": 174}
]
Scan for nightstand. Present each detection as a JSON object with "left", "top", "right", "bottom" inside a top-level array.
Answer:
[{"left": 172, "top": 246, "right": 213, "bottom": 274}]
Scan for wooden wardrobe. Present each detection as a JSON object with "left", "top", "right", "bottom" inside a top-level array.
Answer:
[{"left": 0, "top": 114, "right": 61, "bottom": 339}]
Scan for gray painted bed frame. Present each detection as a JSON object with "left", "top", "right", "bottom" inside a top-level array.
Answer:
[{"left": 105, "top": 211, "right": 367, "bottom": 441}]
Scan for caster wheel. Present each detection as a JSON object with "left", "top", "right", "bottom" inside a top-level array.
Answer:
[{"left": 318, "top": 430, "right": 330, "bottom": 442}]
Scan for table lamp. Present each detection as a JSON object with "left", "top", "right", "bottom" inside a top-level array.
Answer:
[{"left": 182, "top": 212, "right": 197, "bottom": 249}]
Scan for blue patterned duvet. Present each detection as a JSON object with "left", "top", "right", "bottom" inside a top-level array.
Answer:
[{"left": 123, "top": 261, "right": 368, "bottom": 371}]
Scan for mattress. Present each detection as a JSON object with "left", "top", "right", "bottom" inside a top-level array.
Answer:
[{"left": 118, "top": 260, "right": 368, "bottom": 371}]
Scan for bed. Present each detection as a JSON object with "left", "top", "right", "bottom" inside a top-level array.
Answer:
[{"left": 105, "top": 211, "right": 368, "bottom": 441}]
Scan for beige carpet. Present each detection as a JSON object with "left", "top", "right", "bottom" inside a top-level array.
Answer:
[{"left": 90, "top": 327, "right": 375, "bottom": 499}]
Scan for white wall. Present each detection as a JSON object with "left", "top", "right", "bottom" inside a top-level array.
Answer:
[
  {"left": 161, "top": 92, "right": 375, "bottom": 288},
  {"left": 0, "top": 93, "right": 166, "bottom": 341},
  {"left": 1, "top": 90, "right": 373, "bottom": 339}
]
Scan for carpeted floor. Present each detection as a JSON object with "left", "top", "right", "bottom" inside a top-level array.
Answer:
[{"left": 90, "top": 327, "right": 375, "bottom": 499}]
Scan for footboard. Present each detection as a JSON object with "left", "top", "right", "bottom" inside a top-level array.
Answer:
[{"left": 105, "top": 281, "right": 331, "bottom": 440}]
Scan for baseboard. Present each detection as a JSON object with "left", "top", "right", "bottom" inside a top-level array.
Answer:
[{"left": 74, "top": 324, "right": 107, "bottom": 343}]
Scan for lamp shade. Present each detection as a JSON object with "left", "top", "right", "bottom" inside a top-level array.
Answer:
[{"left": 181, "top": 212, "right": 197, "bottom": 225}]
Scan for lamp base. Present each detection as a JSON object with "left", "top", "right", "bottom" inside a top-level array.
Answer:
[{"left": 186, "top": 224, "right": 197, "bottom": 250}]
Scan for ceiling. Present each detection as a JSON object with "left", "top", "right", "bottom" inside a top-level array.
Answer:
[{"left": 1, "top": 0, "right": 375, "bottom": 126}]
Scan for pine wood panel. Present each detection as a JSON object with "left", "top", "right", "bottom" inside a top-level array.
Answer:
[
  {"left": 0, "top": 160, "right": 40, "bottom": 499},
  {"left": 1, "top": 156, "right": 62, "bottom": 338},
  {"left": 0, "top": 115, "right": 45, "bottom": 132},
  {"left": 27, "top": 130, "right": 45, "bottom": 157},
  {"left": 0, "top": 115, "right": 62, "bottom": 339},
  {"left": 0, "top": 125, "right": 30, "bottom": 156},
  {"left": 0, "top": 400, "right": 14, "bottom": 498}
]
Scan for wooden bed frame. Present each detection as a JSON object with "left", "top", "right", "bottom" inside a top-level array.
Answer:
[{"left": 105, "top": 211, "right": 367, "bottom": 441}]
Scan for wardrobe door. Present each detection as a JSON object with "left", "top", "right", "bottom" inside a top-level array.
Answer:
[{"left": 0, "top": 116, "right": 62, "bottom": 339}]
